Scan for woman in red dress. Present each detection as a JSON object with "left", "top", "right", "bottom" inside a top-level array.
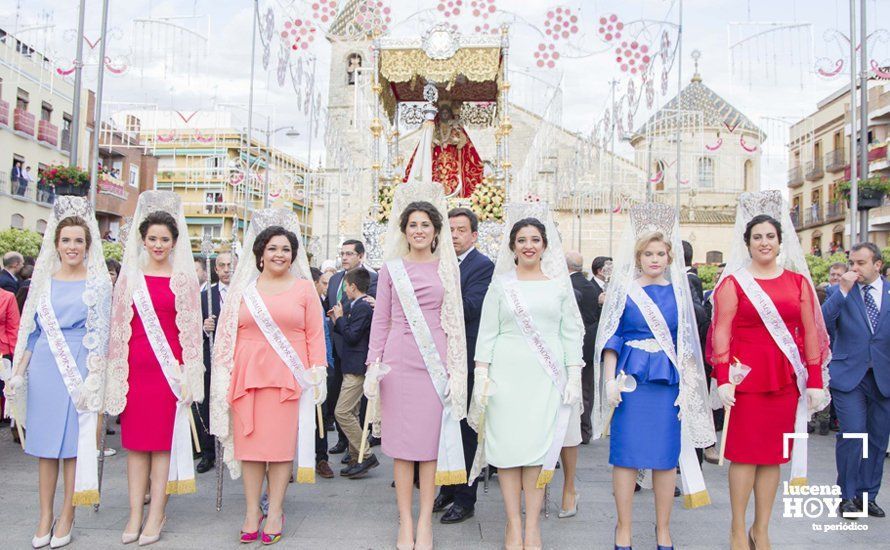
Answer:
[
  {"left": 105, "top": 192, "right": 203, "bottom": 546},
  {"left": 709, "top": 208, "right": 829, "bottom": 550}
]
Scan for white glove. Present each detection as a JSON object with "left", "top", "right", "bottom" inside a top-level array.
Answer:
[
  {"left": 605, "top": 378, "right": 622, "bottom": 408},
  {"left": 309, "top": 366, "right": 327, "bottom": 406},
  {"left": 5, "top": 374, "right": 24, "bottom": 397},
  {"left": 471, "top": 367, "right": 490, "bottom": 410},
  {"left": 806, "top": 388, "right": 827, "bottom": 414},
  {"left": 0, "top": 358, "right": 11, "bottom": 382},
  {"left": 72, "top": 383, "right": 90, "bottom": 412},
  {"left": 563, "top": 366, "right": 583, "bottom": 406},
  {"left": 717, "top": 383, "right": 736, "bottom": 408},
  {"left": 364, "top": 362, "right": 384, "bottom": 399},
  {"left": 170, "top": 368, "right": 192, "bottom": 406}
]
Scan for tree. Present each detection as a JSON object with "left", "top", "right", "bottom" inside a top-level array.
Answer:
[
  {"left": 806, "top": 253, "right": 848, "bottom": 285},
  {"left": 102, "top": 241, "right": 123, "bottom": 261},
  {"left": 0, "top": 228, "right": 43, "bottom": 258}
]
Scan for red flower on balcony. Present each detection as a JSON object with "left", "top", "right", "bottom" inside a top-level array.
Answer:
[
  {"left": 37, "top": 119, "right": 58, "bottom": 146},
  {"left": 14, "top": 108, "right": 35, "bottom": 136}
]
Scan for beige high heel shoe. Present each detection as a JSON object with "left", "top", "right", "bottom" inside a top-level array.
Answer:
[{"left": 137, "top": 516, "right": 166, "bottom": 547}]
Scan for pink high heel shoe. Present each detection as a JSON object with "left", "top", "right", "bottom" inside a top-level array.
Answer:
[
  {"left": 261, "top": 514, "right": 285, "bottom": 545},
  {"left": 240, "top": 514, "right": 266, "bottom": 544}
]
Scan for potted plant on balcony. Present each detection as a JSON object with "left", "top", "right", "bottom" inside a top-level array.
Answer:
[
  {"left": 836, "top": 176, "right": 890, "bottom": 210},
  {"left": 43, "top": 165, "right": 90, "bottom": 197}
]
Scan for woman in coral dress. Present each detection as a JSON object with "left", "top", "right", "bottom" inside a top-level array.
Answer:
[
  {"left": 211, "top": 211, "right": 326, "bottom": 546},
  {"left": 708, "top": 191, "right": 829, "bottom": 550},
  {"left": 105, "top": 192, "right": 203, "bottom": 546},
  {"left": 364, "top": 182, "right": 467, "bottom": 550}
]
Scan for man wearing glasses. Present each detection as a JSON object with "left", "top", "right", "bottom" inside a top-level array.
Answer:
[{"left": 325, "top": 240, "right": 378, "bottom": 457}]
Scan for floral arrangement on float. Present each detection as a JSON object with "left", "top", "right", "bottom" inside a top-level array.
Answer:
[
  {"left": 42, "top": 165, "right": 90, "bottom": 196},
  {"left": 468, "top": 180, "right": 505, "bottom": 221},
  {"left": 376, "top": 180, "right": 506, "bottom": 223}
]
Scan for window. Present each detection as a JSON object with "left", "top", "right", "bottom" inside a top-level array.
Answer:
[
  {"left": 40, "top": 102, "right": 52, "bottom": 121},
  {"left": 129, "top": 165, "right": 139, "bottom": 188},
  {"left": 705, "top": 251, "right": 723, "bottom": 264},
  {"left": 743, "top": 159, "right": 753, "bottom": 191},
  {"left": 11, "top": 214, "right": 24, "bottom": 229},
  {"left": 16, "top": 88, "right": 28, "bottom": 110},
  {"left": 346, "top": 53, "right": 363, "bottom": 85},
  {"left": 202, "top": 225, "right": 222, "bottom": 239},
  {"left": 697, "top": 157, "right": 714, "bottom": 188},
  {"left": 35, "top": 219, "right": 47, "bottom": 234},
  {"left": 61, "top": 114, "right": 72, "bottom": 152}
]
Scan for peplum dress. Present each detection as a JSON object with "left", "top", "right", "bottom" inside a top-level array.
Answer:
[
  {"left": 605, "top": 283, "right": 681, "bottom": 470},
  {"left": 474, "top": 278, "right": 583, "bottom": 468},
  {"left": 228, "top": 279, "right": 326, "bottom": 462},
  {"left": 24, "top": 279, "right": 89, "bottom": 459},
  {"left": 121, "top": 275, "right": 180, "bottom": 452},
  {"left": 366, "top": 260, "right": 447, "bottom": 462},
  {"left": 708, "top": 270, "right": 823, "bottom": 464}
]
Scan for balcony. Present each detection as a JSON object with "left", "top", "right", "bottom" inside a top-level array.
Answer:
[
  {"left": 182, "top": 201, "right": 240, "bottom": 216},
  {"left": 37, "top": 119, "right": 58, "bottom": 147},
  {"left": 791, "top": 209, "right": 802, "bottom": 229},
  {"left": 805, "top": 160, "right": 824, "bottom": 181},
  {"left": 0, "top": 99, "right": 8, "bottom": 126},
  {"left": 14, "top": 108, "right": 35, "bottom": 136},
  {"left": 4, "top": 174, "right": 54, "bottom": 204},
  {"left": 803, "top": 205, "right": 824, "bottom": 228},
  {"left": 825, "top": 149, "right": 845, "bottom": 172},
  {"left": 826, "top": 201, "right": 847, "bottom": 222},
  {"left": 869, "top": 144, "right": 888, "bottom": 162},
  {"left": 788, "top": 166, "right": 804, "bottom": 188},
  {"left": 98, "top": 174, "right": 127, "bottom": 199}
]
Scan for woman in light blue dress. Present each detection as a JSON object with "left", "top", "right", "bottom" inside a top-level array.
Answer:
[{"left": 4, "top": 199, "right": 112, "bottom": 549}]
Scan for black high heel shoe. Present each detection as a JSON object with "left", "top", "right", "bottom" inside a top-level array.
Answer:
[
  {"left": 655, "top": 526, "right": 674, "bottom": 550},
  {"left": 614, "top": 527, "right": 632, "bottom": 550}
]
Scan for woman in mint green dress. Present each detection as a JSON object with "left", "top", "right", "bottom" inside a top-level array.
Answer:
[{"left": 468, "top": 211, "right": 584, "bottom": 550}]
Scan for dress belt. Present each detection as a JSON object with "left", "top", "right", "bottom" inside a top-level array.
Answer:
[{"left": 625, "top": 338, "right": 661, "bottom": 353}]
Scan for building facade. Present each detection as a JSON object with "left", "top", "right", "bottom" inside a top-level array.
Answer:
[
  {"left": 93, "top": 119, "right": 159, "bottom": 240},
  {"left": 788, "top": 82, "right": 890, "bottom": 253},
  {"left": 111, "top": 110, "right": 312, "bottom": 251},
  {"left": 0, "top": 28, "right": 90, "bottom": 234}
]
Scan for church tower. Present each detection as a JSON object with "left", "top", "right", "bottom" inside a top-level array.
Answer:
[{"left": 313, "top": 1, "right": 377, "bottom": 259}]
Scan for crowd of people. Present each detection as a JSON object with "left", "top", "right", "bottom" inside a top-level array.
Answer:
[{"left": 0, "top": 186, "right": 886, "bottom": 550}]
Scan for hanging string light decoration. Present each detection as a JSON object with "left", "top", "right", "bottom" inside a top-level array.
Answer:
[
  {"left": 728, "top": 22, "right": 813, "bottom": 89},
  {"left": 814, "top": 27, "right": 890, "bottom": 80}
]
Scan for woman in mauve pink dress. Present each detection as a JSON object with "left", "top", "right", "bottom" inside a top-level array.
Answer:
[{"left": 366, "top": 197, "right": 467, "bottom": 550}]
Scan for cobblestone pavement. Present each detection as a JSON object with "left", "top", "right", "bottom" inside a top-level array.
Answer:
[{"left": 0, "top": 424, "right": 885, "bottom": 549}]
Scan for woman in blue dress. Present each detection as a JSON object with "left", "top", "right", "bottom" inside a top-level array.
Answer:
[
  {"left": 593, "top": 203, "right": 715, "bottom": 550},
  {"left": 4, "top": 197, "right": 112, "bottom": 549}
]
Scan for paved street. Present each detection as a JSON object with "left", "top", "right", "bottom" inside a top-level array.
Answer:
[{"left": 0, "top": 425, "right": 885, "bottom": 549}]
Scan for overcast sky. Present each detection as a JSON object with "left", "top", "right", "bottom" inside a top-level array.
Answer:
[{"left": 3, "top": 0, "right": 888, "bottom": 190}]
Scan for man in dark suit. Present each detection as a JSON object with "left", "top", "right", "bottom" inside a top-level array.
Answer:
[
  {"left": 589, "top": 256, "right": 611, "bottom": 303},
  {"left": 195, "top": 252, "right": 233, "bottom": 473},
  {"left": 326, "top": 239, "right": 378, "bottom": 455},
  {"left": 0, "top": 252, "right": 23, "bottom": 294},
  {"left": 434, "top": 208, "right": 494, "bottom": 524},
  {"left": 682, "top": 241, "right": 704, "bottom": 306},
  {"left": 567, "top": 251, "right": 598, "bottom": 444},
  {"left": 822, "top": 242, "right": 890, "bottom": 518}
]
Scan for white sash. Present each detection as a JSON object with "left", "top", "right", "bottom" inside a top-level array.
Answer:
[
  {"left": 132, "top": 276, "right": 195, "bottom": 495},
  {"left": 243, "top": 281, "right": 316, "bottom": 483},
  {"left": 499, "top": 272, "right": 571, "bottom": 488},
  {"left": 37, "top": 280, "right": 99, "bottom": 506},
  {"left": 387, "top": 260, "right": 466, "bottom": 486},
  {"left": 627, "top": 283, "right": 710, "bottom": 508},
  {"left": 734, "top": 270, "right": 809, "bottom": 484}
]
